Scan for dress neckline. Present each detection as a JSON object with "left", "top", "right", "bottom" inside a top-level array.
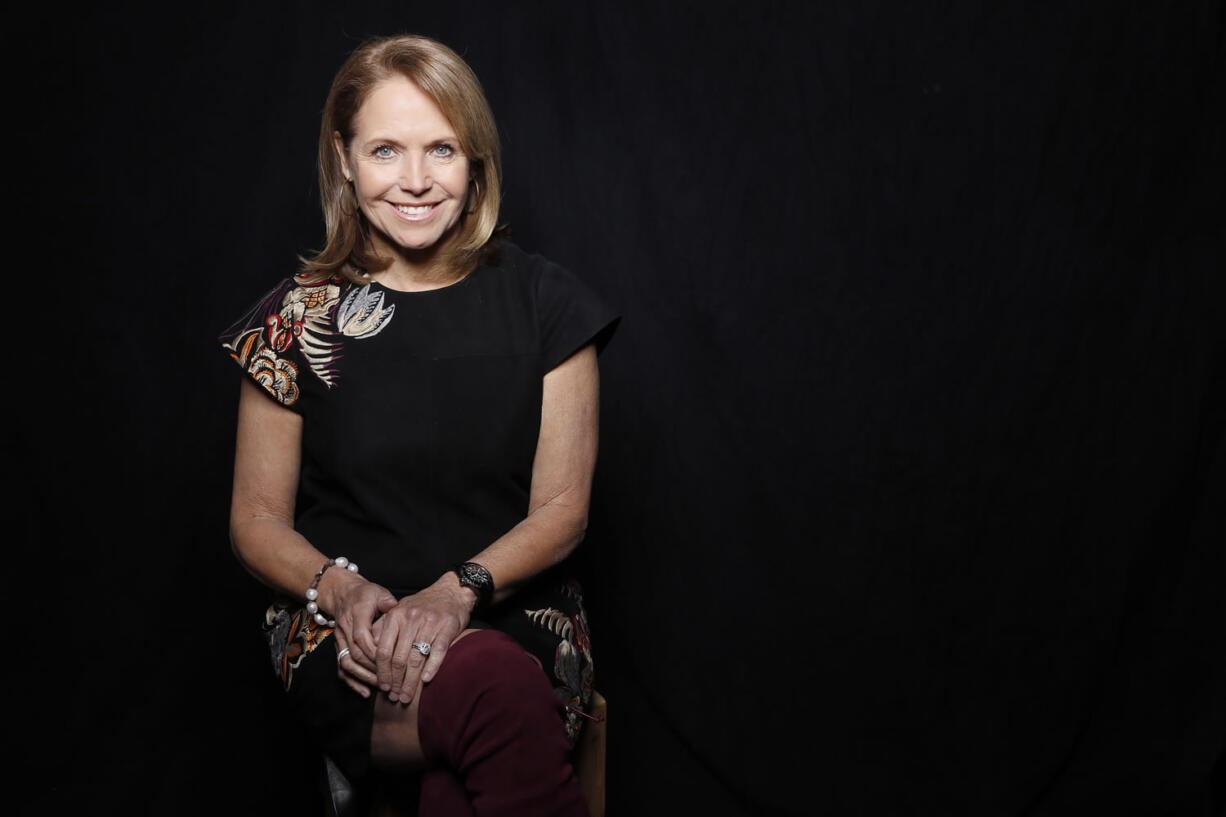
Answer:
[{"left": 365, "top": 264, "right": 481, "bottom": 297}]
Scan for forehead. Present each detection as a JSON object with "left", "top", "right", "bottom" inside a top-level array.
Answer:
[{"left": 352, "top": 74, "right": 456, "bottom": 137}]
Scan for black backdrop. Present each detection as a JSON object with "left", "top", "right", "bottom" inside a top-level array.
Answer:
[{"left": 13, "top": 2, "right": 1223, "bottom": 815}]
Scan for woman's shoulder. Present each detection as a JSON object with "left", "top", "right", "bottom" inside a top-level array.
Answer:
[
  {"left": 218, "top": 272, "right": 358, "bottom": 408},
  {"left": 219, "top": 273, "right": 350, "bottom": 343},
  {"left": 484, "top": 239, "right": 591, "bottom": 297},
  {"left": 483, "top": 240, "right": 619, "bottom": 367},
  {"left": 485, "top": 238, "right": 548, "bottom": 275}
]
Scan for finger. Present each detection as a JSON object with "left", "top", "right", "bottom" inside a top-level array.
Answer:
[
  {"left": 387, "top": 633, "right": 424, "bottom": 703},
  {"left": 334, "top": 616, "right": 369, "bottom": 671},
  {"left": 375, "top": 613, "right": 412, "bottom": 694},
  {"left": 338, "top": 669, "right": 371, "bottom": 698},
  {"left": 418, "top": 615, "right": 469, "bottom": 684},
  {"left": 340, "top": 654, "right": 379, "bottom": 686},
  {"left": 336, "top": 630, "right": 377, "bottom": 683},
  {"left": 419, "top": 631, "right": 450, "bottom": 684},
  {"left": 347, "top": 603, "right": 381, "bottom": 664},
  {"left": 362, "top": 619, "right": 383, "bottom": 668},
  {"left": 340, "top": 584, "right": 390, "bottom": 663},
  {"left": 394, "top": 633, "right": 439, "bottom": 702},
  {"left": 332, "top": 632, "right": 371, "bottom": 698},
  {"left": 342, "top": 623, "right": 377, "bottom": 671}
]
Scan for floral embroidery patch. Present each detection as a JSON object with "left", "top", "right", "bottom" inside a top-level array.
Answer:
[
  {"left": 221, "top": 276, "right": 395, "bottom": 406},
  {"left": 525, "top": 581, "right": 594, "bottom": 744},
  {"left": 264, "top": 601, "right": 335, "bottom": 691}
]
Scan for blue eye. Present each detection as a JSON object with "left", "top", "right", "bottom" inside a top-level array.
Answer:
[
  {"left": 432, "top": 144, "right": 455, "bottom": 158},
  {"left": 373, "top": 145, "right": 395, "bottom": 158}
]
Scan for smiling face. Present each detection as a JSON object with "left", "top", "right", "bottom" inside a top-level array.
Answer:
[{"left": 335, "top": 74, "right": 471, "bottom": 285}]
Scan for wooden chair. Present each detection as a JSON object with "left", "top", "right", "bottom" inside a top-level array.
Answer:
[
  {"left": 324, "top": 690, "right": 607, "bottom": 817},
  {"left": 576, "top": 689, "right": 608, "bottom": 817}
]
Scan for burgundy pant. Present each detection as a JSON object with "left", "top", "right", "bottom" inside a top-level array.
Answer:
[{"left": 414, "top": 629, "right": 590, "bottom": 817}]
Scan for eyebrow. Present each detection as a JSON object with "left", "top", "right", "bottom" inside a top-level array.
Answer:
[{"left": 358, "top": 133, "right": 460, "bottom": 148}]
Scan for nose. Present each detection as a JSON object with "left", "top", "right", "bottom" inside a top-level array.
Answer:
[{"left": 398, "top": 156, "right": 430, "bottom": 194}]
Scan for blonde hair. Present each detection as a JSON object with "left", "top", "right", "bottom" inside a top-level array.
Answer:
[{"left": 301, "top": 34, "right": 502, "bottom": 283}]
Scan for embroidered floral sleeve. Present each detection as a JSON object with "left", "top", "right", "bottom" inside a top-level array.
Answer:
[{"left": 219, "top": 274, "right": 395, "bottom": 407}]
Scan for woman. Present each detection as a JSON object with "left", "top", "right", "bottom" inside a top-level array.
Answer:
[{"left": 221, "top": 34, "right": 617, "bottom": 816}]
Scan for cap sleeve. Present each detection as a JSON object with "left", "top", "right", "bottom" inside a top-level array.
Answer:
[
  {"left": 218, "top": 277, "right": 307, "bottom": 411},
  {"left": 535, "top": 258, "right": 620, "bottom": 373}
]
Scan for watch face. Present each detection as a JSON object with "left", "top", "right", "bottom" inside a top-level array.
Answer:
[{"left": 456, "top": 562, "right": 492, "bottom": 599}]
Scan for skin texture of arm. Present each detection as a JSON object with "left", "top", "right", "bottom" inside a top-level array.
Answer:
[
  {"left": 228, "top": 342, "right": 601, "bottom": 707},
  {"left": 229, "top": 376, "right": 397, "bottom": 683}
]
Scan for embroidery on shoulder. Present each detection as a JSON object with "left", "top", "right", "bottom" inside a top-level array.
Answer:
[
  {"left": 290, "top": 280, "right": 395, "bottom": 386},
  {"left": 221, "top": 278, "right": 302, "bottom": 406},
  {"left": 278, "top": 277, "right": 344, "bottom": 387},
  {"left": 337, "top": 284, "right": 396, "bottom": 339},
  {"left": 222, "top": 276, "right": 397, "bottom": 405}
]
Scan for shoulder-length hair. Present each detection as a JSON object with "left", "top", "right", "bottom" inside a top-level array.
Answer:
[{"left": 300, "top": 34, "right": 502, "bottom": 283}]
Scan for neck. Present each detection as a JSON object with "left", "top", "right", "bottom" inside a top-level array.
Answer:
[
  {"left": 375, "top": 257, "right": 463, "bottom": 292},
  {"left": 368, "top": 236, "right": 469, "bottom": 292}
]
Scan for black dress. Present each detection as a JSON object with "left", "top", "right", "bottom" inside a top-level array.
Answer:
[{"left": 220, "top": 240, "right": 618, "bottom": 781}]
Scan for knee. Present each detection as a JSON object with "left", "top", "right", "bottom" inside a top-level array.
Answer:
[
  {"left": 419, "top": 630, "right": 564, "bottom": 760},
  {"left": 434, "top": 629, "right": 557, "bottom": 709}
]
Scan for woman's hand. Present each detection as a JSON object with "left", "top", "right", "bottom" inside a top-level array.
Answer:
[
  {"left": 321, "top": 569, "right": 399, "bottom": 697},
  {"left": 372, "top": 572, "right": 476, "bottom": 704},
  {"left": 334, "top": 629, "right": 378, "bottom": 697}
]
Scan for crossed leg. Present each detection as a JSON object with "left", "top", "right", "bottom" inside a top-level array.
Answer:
[{"left": 368, "top": 628, "right": 589, "bottom": 817}]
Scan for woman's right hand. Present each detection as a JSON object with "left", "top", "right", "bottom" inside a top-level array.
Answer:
[{"left": 321, "top": 569, "right": 399, "bottom": 696}]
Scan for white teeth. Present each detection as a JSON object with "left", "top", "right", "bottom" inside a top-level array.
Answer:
[{"left": 395, "top": 204, "right": 433, "bottom": 215}]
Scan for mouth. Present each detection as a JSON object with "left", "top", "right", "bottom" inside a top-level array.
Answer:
[{"left": 391, "top": 202, "right": 439, "bottom": 221}]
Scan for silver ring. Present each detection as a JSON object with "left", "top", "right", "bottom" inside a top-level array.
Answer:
[
  {"left": 337, "top": 647, "right": 351, "bottom": 662},
  {"left": 411, "top": 641, "right": 432, "bottom": 656}
]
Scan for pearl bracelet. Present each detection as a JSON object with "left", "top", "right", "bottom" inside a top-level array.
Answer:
[{"left": 304, "top": 556, "right": 359, "bottom": 627}]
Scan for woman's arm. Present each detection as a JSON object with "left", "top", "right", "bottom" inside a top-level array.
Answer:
[
  {"left": 229, "top": 376, "right": 395, "bottom": 691},
  {"left": 374, "top": 344, "right": 601, "bottom": 701},
  {"left": 473, "top": 342, "right": 601, "bottom": 597}
]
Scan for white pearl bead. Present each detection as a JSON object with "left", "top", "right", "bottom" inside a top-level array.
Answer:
[
  {"left": 335, "top": 557, "right": 349, "bottom": 568},
  {"left": 306, "top": 601, "right": 318, "bottom": 614},
  {"left": 314, "top": 613, "right": 328, "bottom": 626},
  {"left": 306, "top": 588, "right": 318, "bottom": 601},
  {"left": 347, "top": 562, "right": 359, "bottom": 572}
]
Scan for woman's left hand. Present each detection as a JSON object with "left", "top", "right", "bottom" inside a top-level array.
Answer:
[{"left": 372, "top": 572, "right": 476, "bottom": 704}]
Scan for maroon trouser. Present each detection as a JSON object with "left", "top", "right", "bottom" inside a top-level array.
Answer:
[{"left": 415, "top": 629, "right": 590, "bottom": 816}]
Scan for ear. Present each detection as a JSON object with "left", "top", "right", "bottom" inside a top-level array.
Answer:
[{"left": 332, "top": 131, "right": 352, "bottom": 181}]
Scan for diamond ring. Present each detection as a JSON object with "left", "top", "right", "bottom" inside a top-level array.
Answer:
[{"left": 411, "top": 641, "right": 432, "bottom": 656}]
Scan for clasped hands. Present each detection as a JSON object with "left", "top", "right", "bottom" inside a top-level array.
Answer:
[{"left": 327, "top": 572, "right": 475, "bottom": 704}]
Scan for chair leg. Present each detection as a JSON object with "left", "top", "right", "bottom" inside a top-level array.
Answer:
[{"left": 574, "top": 690, "right": 607, "bottom": 817}]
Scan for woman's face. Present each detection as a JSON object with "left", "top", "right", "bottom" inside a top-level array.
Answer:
[{"left": 336, "top": 75, "right": 470, "bottom": 268}]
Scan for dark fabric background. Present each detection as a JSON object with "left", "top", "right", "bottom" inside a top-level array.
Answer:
[{"left": 12, "top": 2, "right": 1223, "bottom": 815}]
